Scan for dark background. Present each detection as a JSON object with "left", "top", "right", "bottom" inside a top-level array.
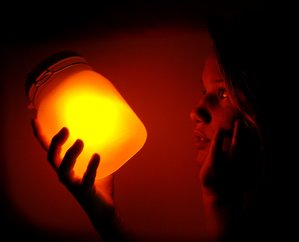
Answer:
[
  {"left": 1, "top": 1, "right": 277, "bottom": 242},
  {"left": 1, "top": 0, "right": 263, "bottom": 45}
]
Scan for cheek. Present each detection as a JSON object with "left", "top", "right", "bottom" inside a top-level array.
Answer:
[
  {"left": 196, "top": 149, "right": 208, "bottom": 166},
  {"left": 211, "top": 106, "right": 237, "bottom": 130}
]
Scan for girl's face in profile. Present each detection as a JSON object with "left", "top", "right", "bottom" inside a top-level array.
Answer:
[
  {"left": 190, "top": 52, "right": 242, "bottom": 239},
  {"left": 191, "top": 53, "right": 238, "bottom": 165}
]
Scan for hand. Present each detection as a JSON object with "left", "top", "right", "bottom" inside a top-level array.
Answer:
[
  {"left": 199, "top": 119, "right": 242, "bottom": 194},
  {"left": 201, "top": 118, "right": 262, "bottom": 196},
  {"left": 31, "top": 119, "right": 115, "bottom": 216},
  {"left": 31, "top": 119, "right": 135, "bottom": 241}
]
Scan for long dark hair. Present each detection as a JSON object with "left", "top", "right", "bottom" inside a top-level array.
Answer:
[{"left": 207, "top": 12, "right": 275, "bottom": 240}]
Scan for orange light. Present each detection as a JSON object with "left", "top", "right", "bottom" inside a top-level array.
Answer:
[{"left": 26, "top": 52, "right": 147, "bottom": 179}]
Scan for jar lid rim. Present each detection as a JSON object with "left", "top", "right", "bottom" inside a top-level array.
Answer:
[{"left": 25, "top": 51, "right": 82, "bottom": 97}]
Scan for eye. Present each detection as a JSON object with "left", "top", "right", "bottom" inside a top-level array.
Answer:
[{"left": 218, "top": 88, "right": 228, "bottom": 99}]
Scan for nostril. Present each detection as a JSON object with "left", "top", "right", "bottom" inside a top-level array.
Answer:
[{"left": 196, "top": 108, "right": 211, "bottom": 124}]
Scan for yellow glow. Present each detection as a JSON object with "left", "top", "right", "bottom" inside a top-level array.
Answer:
[
  {"left": 35, "top": 70, "right": 147, "bottom": 179},
  {"left": 63, "top": 93, "right": 119, "bottom": 148}
]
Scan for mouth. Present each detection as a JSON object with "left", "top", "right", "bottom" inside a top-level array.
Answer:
[{"left": 194, "top": 130, "right": 211, "bottom": 149}]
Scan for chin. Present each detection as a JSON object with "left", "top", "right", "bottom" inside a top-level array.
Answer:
[{"left": 202, "top": 187, "right": 220, "bottom": 206}]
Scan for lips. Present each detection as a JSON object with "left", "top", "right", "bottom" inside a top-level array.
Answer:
[{"left": 194, "top": 130, "right": 211, "bottom": 149}]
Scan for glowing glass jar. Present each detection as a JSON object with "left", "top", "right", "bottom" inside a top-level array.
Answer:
[{"left": 26, "top": 51, "right": 147, "bottom": 179}]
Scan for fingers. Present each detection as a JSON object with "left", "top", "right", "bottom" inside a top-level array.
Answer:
[
  {"left": 47, "top": 127, "right": 69, "bottom": 170},
  {"left": 207, "top": 129, "right": 226, "bottom": 162},
  {"left": 212, "top": 128, "right": 232, "bottom": 152},
  {"left": 81, "top": 153, "right": 100, "bottom": 191},
  {"left": 206, "top": 128, "right": 233, "bottom": 169},
  {"left": 58, "top": 139, "right": 84, "bottom": 182},
  {"left": 228, "top": 119, "right": 241, "bottom": 160}
]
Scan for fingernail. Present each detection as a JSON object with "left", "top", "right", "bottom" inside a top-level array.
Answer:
[
  {"left": 60, "top": 127, "right": 69, "bottom": 135},
  {"left": 93, "top": 153, "right": 100, "bottom": 161},
  {"left": 74, "top": 139, "right": 83, "bottom": 147}
]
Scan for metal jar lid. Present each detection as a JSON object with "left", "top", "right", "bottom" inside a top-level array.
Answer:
[{"left": 26, "top": 51, "right": 89, "bottom": 107}]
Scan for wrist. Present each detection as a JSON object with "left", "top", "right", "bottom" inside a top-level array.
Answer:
[{"left": 92, "top": 210, "right": 134, "bottom": 242}]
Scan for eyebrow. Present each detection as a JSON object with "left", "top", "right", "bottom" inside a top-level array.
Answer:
[
  {"left": 212, "top": 79, "right": 224, "bottom": 83},
  {"left": 199, "top": 78, "right": 224, "bottom": 85},
  {"left": 199, "top": 78, "right": 225, "bottom": 93}
]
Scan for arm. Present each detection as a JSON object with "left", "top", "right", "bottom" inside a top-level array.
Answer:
[
  {"left": 200, "top": 119, "right": 262, "bottom": 240},
  {"left": 32, "top": 120, "right": 136, "bottom": 242}
]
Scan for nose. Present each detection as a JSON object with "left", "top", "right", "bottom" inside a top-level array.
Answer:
[
  {"left": 190, "top": 106, "right": 211, "bottom": 124},
  {"left": 190, "top": 108, "right": 200, "bottom": 123}
]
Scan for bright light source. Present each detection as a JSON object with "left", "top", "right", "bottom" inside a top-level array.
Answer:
[{"left": 26, "top": 51, "right": 147, "bottom": 179}]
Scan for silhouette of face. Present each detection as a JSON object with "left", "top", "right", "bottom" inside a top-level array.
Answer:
[
  {"left": 190, "top": 52, "right": 240, "bottom": 239},
  {"left": 191, "top": 52, "right": 238, "bottom": 167}
]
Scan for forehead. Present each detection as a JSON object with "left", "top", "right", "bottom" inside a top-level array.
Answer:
[{"left": 202, "top": 53, "right": 223, "bottom": 87}]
